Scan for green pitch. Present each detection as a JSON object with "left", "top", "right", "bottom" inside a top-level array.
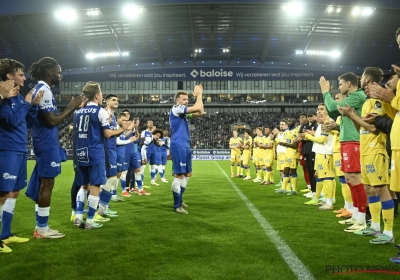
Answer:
[{"left": 1, "top": 161, "right": 399, "bottom": 279}]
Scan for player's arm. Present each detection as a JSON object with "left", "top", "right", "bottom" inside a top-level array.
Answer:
[
  {"left": 40, "top": 91, "right": 84, "bottom": 127},
  {"left": 0, "top": 98, "right": 31, "bottom": 127},
  {"left": 186, "top": 84, "right": 204, "bottom": 115},
  {"left": 116, "top": 136, "right": 137, "bottom": 145},
  {"left": 304, "top": 133, "right": 328, "bottom": 144},
  {"left": 98, "top": 109, "right": 126, "bottom": 138},
  {"left": 323, "top": 91, "right": 364, "bottom": 114}
]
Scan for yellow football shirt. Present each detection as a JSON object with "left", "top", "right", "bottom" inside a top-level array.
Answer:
[
  {"left": 391, "top": 80, "right": 400, "bottom": 150},
  {"left": 360, "top": 98, "right": 389, "bottom": 156},
  {"left": 229, "top": 137, "right": 242, "bottom": 153}
]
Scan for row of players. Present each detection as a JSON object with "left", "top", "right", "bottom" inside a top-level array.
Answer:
[{"left": 229, "top": 66, "right": 400, "bottom": 255}]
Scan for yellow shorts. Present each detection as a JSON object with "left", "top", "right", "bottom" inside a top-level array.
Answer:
[
  {"left": 284, "top": 157, "right": 298, "bottom": 169},
  {"left": 333, "top": 152, "right": 344, "bottom": 177},
  {"left": 315, "top": 154, "right": 334, "bottom": 179},
  {"left": 242, "top": 151, "right": 251, "bottom": 166},
  {"left": 264, "top": 153, "right": 274, "bottom": 168},
  {"left": 361, "top": 153, "right": 389, "bottom": 186},
  {"left": 230, "top": 151, "right": 241, "bottom": 163},
  {"left": 390, "top": 151, "right": 400, "bottom": 191},
  {"left": 252, "top": 151, "right": 259, "bottom": 164},
  {"left": 277, "top": 153, "right": 286, "bottom": 171}
]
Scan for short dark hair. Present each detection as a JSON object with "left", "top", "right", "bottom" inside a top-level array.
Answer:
[
  {"left": 175, "top": 91, "right": 188, "bottom": 100},
  {"left": 364, "top": 67, "right": 383, "bottom": 84},
  {"left": 318, "top": 103, "right": 326, "bottom": 107},
  {"left": 105, "top": 94, "right": 118, "bottom": 100},
  {"left": 152, "top": 129, "right": 163, "bottom": 137},
  {"left": 396, "top": 27, "right": 400, "bottom": 39},
  {"left": 338, "top": 72, "right": 358, "bottom": 86},
  {"left": 118, "top": 112, "right": 128, "bottom": 119},
  {"left": 0, "top": 58, "right": 24, "bottom": 81},
  {"left": 300, "top": 112, "right": 307, "bottom": 117},
  {"left": 122, "top": 109, "right": 130, "bottom": 113},
  {"left": 82, "top": 81, "right": 101, "bottom": 101},
  {"left": 28, "top": 57, "right": 59, "bottom": 80},
  {"left": 244, "top": 129, "right": 252, "bottom": 135}
]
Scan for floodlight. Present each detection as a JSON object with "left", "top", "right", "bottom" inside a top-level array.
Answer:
[{"left": 54, "top": 8, "right": 77, "bottom": 22}]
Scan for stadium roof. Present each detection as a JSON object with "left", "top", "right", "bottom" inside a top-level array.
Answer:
[{"left": 1, "top": 0, "right": 400, "bottom": 72}]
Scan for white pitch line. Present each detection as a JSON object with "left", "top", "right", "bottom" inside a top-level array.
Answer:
[{"left": 214, "top": 161, "right": 315, "bottom": 280}]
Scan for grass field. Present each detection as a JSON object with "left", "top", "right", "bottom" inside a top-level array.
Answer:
[{"left": 1, "top": 160, "right": 400, "bottom": 280}]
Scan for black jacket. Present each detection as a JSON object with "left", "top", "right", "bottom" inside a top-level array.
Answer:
[
  {"left": 374, "top": 116, "right": 393, "bottom": 158},
  {"left": 299, "top": 120, "right": 318, "bottom": 154}
]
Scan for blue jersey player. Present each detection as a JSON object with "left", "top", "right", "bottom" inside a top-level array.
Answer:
[
  {"left": 26, "top": 57, "right": 84, "bottom": 239},
  {"left": 157, "top": 130, "right": 170, "bottom": 183},
  {"left": 169, "top": 84, "right": 204, "bottom": 214},
  {"left": 116, "top": 113, "right": 137, "bottom": 197},
  {"left": 0, "top": 59, "right": 43, "bottom": 252},
  {"left": 141, "top": 120, "right": 155, "bottom": 185},
  {"left": 73, "top": 82, "right": 129, "bottom": 230}
]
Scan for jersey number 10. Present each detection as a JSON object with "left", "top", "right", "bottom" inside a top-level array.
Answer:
[{"left": 78, "top": 115, "right": 90, "bottom": 132}]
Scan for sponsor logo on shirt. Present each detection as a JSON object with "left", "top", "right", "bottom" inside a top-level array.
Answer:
[
  {"left": 51, "top": 162, "right": 61, "bottom": 167},
  {"left": 3, "top": 173, "right": 17, "bottom": 180},
  {"left": 110, "top": 164, "right": 117, "bottom": 169},
  {"left": 180, "top": 162, "right": 187, "bottom": 166}
]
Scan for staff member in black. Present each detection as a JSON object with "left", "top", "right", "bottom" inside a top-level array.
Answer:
[{"left": 299, "top": 110, "right": 318, "bottom": 196}]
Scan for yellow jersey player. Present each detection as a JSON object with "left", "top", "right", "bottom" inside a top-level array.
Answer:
[
  {"left": 260, "top": 127, "right": 275, "bottom": 185},
  {"left": 274, "top": 120, "right": 288, "bottom": 188},
  {"left": 253, "top": 128, "right": 264, "bottom": 183},
  {"left": 325, "top": 94, "right": 353, "bottom": 218},
  {"left": 302, "top": 109, "right": 335, "bottom": 209},
  {"left": 276, "top": 117, "right": 300, "bottom": 195},
  {"left": 229, "top": 130, "right": 242, "bottom": 177},
  {"left": 240, "top": 129, "right": 253, "bottom": 180},
  {"left": 340, "top": 67, "right": 396, "bottom": 243}
]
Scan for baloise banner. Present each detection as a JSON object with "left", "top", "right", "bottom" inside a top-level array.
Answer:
[
  {"left": 62, "top": 67, "right": 341, "bottom": 82},
  {"left": 191, "top": 149, "right": 231, "bottom": 160}
]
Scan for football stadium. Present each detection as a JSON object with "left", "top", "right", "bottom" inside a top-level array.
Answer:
[{"left": 1, "top": 1, "right": 400, "bottom": 279}]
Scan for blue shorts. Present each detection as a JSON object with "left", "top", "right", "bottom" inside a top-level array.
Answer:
[
  {"left": 36, "top": 148, "right": 62, "bottom": 178},
  {"left": 106, "top": 148, "right": 117, "bottom": 177},
  {"left": 117, "top": 156, "right": 125, "bottom": 172},
  {"left": 155, "top": 152, "right": 162, "bottom": 165},
  {"left": 146, "top": 151, "right": 157, "bottom": 165},
  {"left": 128, "top": 151, "right": 141, "bottom": 170},
  {"left": 77, "top": 163, "right": 106, "bottom": 186},
  {"left": 170, "top": 146, "right": 192, "bottom": 175},
  {"left": 160, "top": 152, "right": 167, "bottom": 165},
  {"left": 124, "top": 153, "right": 132, "bottom": 171},
  {"left": 0, "top": 153, "right": 27, "bottom": 192}
]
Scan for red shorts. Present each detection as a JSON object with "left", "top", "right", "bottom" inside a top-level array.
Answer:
[{"left": 340, "top": 142, "right": 361, "bottom": 173}]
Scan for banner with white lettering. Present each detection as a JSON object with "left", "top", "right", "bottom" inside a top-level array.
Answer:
[
  {"left": 60, "top": 67, "right": 342, "bottom": 82},
  {"left": 192, "top": 155, "right": 231, "bottom": 160},
  {"left": 191, "top": 149, "right": 230, "bottom": 160}
]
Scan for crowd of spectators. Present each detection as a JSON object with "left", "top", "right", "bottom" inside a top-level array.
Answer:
[{"left": 27, "top": 111, "right": 301, "bottom": 151}]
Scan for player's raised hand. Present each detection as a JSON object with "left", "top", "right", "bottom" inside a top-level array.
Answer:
[
  {"left": 193, "top": 84, "right": 203, "bottom": 98},
  {"left": 368, "top": 83, "right": 395, "bottom": 103},
  {"left": 129, "top": 135, "right": 138, "bottom": 142},
  {"left": 24, "top": 88, "right": 34, "bottom": 104},
  {"left": 32, "top": 89, "right": 44, "bottom": 105},
  {"left": 319, "top": 76, "right": 331, "bottom": 94},
  {"left": 338, "top": 104, "right": 356, "bottom": 116},
  {"left": 392, "top": 64, "right": 400, "bottom": 75},
  {"left": 127, "top": 120, "right": 135, "bottom": 130},
  {"left": 323, "top": 120, "right": 337, "bottom": 132},
  {"left": 69, "top": 95, "right": 85, "bottom": 109},
  {"left": 272, "top": 127, "right": 280, "bottom": 135},
  {"left": 363, "top": 113, "right": 377, "bottom": 124},
  {"left": 0, "top": 80, "right": 19, "bottom": 99}
]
